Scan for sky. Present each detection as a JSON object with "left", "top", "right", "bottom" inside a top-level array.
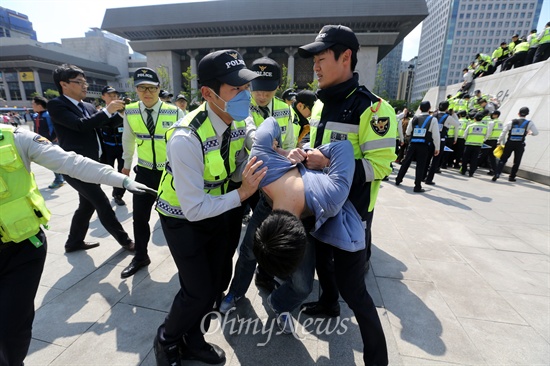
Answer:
[{"left": 2, "top": 0, "right": 548, "bottom": 62}]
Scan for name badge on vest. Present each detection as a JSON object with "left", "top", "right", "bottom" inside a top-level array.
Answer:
[
  {"left": 162, "top": 121, "right": 174, "bottom": 129},
  {"left": 413, "top": 128, "right": 427, "bottom": 137},
  {"left": 472, "top": 126, "right": 484, "bottom": 133},
  {"left": 118, "top": 127, "right": 124, "bottom": 133},
  {"left": 330, "top": 131, "right": 348, "bottom": 141},
  {"left": 511, "top": 127, "right": 525, "bottom": 135}
]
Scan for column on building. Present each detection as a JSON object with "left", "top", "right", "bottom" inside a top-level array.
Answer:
[
  {"left": 15, "top": 70, "right": 27, "bottom": 102},
  {"left": 1, "top": 72, "right": 10, "bottom": 102},
  {"left": 146, "top": 51, "right": 181, "bottom": 96},
  {"left": 32, "top": 69, "right": 43, "bottom": 97},
  {"left": 259, "top": 47, "right": 272, "bottom": 57},
  {"left": 284, "top": 47, "right": 297, "bottom": 87},
  {"left": 186, "top": 50, "right": 199, "bottom": 97},
  {"left": 356, "top": 47, "right": 378, "bottom": 90}
]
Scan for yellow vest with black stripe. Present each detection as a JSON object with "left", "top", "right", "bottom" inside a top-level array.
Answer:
[
  {"left": 0, "top": 127, "right": 50, "bottom": 243},
  {"left": 465, "top": 122, "right": 487, "bottom": 146},
  {"left": 250, "top": 97, "right": 296, "bottom": 148},
  {"left": 489, "top": 118, "right": 503, "bottom": 140},
  {"left": 309, "top": 91, "right": 396, "bottom": 213},
  {"left": 125, "top": 101, "right": 179, "bottom": 170},
  {"left": 156, "top": 103, "right": 246, "bottom": 219}
]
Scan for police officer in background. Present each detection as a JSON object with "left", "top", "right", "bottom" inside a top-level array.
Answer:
[
  {"left": 120, "top": 68, "right": 185, "bottom": 279},
  {"left": 460, "top": 112, "right": 490, "bottom": 177},
  {"left": 395, "top": 101, "right": 440, "bottom": 192},
  {"left": 0, "top": 125, "right": 155, "bottom": 366},
  {"left": 292, "top": 89, "right": 317, "bottom": 147},
  {"left": 153, "top": 50, "right": 265, "bottom": 366},
  {"left": 281, "top": 88, "right": 297, "bottom": 106},
  {"left": 174, "top": 94, "right": 188, "bottom": 114},
  {"left": 524, "top": 29, "right": 539, "bottom": 65},
  {"left": 492, "top": 107, "right": 539, "bottom": 182},
  {"left": 533, "top": 22, "right": 550, "bottom": 63},
  {"left": 481, "top": 110, "right": 503, "bottom": 175},
  {"left": 100, "top": 86, "right": 126, "bottom": 206}
]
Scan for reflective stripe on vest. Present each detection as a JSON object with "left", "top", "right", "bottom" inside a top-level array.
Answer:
[
  {"left": 0, "top": 127, "right": 50, "bottom": 243},
  {"left": 156, "top": 104, "right": 245, "bottom": 219},
  {"left": 125, "top": 102, "right": 179, "bottom": 170},
  {"left": 489, "top": 119, "right": 503, "bottom": 140}
]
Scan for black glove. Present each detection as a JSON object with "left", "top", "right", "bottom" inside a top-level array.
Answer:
[{"left": 123, "top": 177, "right": 157, "bottom": 196}]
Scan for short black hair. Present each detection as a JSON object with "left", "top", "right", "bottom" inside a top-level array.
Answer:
[
  {"left": 491, "top": 110, "right": 501, "bottom": 117},
  {"left": 439, "top": 101, "right": 449, "bottom": 111},
  {"left": 330, "top": 44, "right": 358, "bottom": 71},
  {"left": 200, "top": 78, "right": 222, "bottom": 95},
  {"left": 52, "top": 64, "right": 85, "bottom": 95},
  {"left": 253, "top": 209, "right": 307, "bottom": 279},
  {"left": 33, "top": 96, "right": 48, "bottom": 108}
]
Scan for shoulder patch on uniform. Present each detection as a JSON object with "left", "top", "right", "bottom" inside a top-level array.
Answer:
[
  {"left": 371, "top": 114, "right": 390, "bottom": 136},
  {"left": 33, "top": 135, "right": 51, "bottom": 145}
]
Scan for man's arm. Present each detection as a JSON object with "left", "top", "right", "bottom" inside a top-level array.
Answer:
[
  {"left": 47, "top": 98, "right": 112, "bottom": 132},
  {"left": 498, "top": 121, "right": 512, "bottom": 145},
  {"left": 121, "top": 113, "right": 137, "bottom": 172},
  {"left": 528, "top": 121, "right": 539, "bottom": 136}
]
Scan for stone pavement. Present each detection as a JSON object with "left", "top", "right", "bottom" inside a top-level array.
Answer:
[{"left": 24, "top": 152, "right": 549, "bottom": 365}]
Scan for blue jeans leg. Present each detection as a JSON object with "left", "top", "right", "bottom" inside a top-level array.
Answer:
[{"left": 228, "top": 196, "right": 272, "bottom": 298}]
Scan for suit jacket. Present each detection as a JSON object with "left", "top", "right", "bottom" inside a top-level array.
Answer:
[{"left": 47, "top": 95, "right": 111, "bottom": 161}]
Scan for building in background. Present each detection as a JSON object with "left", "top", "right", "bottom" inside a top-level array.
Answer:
[
  {"left": 374, "top": 41, "right": 403, "bottom": 100},
  {"left": 412, "top": 0, "right": 544, "bottom": 101},
  {"left": 397, "top": 56, "right": 418, "bottom": 104},
  {"left": 0, "top": 7, "right": 36, "bottom": 40}
]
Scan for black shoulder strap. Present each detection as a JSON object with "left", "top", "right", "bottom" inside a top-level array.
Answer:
[{"left": 187, "top": 111, "right": 208, "bottom": 159}]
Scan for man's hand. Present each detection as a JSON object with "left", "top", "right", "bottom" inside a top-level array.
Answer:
[
  {"left": 121, "top": 168, "right": 131, "bottom": 176},
  {"left": 106, "top": 100, "right": 126, "bottom": 115},
  {"left": 286, "top": 148, "right": 307, "bottom": 164},
  {"left": 123, "top": 177, "right": 157, "bottom": 196},
  {"left": 304, "top": 149, "right": 330, "bottom": 170},
  {"left": 434, "top": 150, "right": 440, "bottom": 156},
  {"left": 237, "top": 156, "right": 267, "bottom": 202}
]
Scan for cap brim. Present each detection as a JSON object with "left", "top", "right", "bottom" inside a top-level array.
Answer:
[
  {"left": 219, "top": 68, "right": 259, "bottom": 86},
  {"left": 298, "top": 41, "right": 334, "bottom": 58},
  {"left": 134, "top": 80, "right": 160, "bottom": 86},
  {"left": 251, "top": 79, "right": 279, "bottom": 92}
]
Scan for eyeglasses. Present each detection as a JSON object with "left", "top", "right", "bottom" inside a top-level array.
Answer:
[
  {"left": 68, "top": 80, "right": 89, "bottom": 87},
  {"left": 137, "top": 86, "right": 159, "bottom": 93}
]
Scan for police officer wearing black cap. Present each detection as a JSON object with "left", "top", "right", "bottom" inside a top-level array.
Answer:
[
  {"left": 159, "top": 89, "right": 174, "bottom": 103},
  {"left": 492, "top": 107, "right": 539, "bottom": 182},
  {"left": 100, "top": 85, "right": 126, "bottom": 206},
  {"left": 395, "top": 101, "right": 440, "bottom": 192},
  {"left": 120, "top": 68, "right": 185, "bottom": 279},
  {"left": 152, "top": 50, "right": 266, "bottom": 366},
  {"left": 281, "top": 88, "right": 297, "bottom": 106},
  {"left": 174, "top": 94, "right": 188, "bottom": 113}
]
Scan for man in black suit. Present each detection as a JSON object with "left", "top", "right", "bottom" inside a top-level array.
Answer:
[{"left": 47, "top": 64, "right": 135, "bottom": 253}]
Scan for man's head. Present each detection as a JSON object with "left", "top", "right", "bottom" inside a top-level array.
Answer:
[
  {"left": 253, "top": 209, "right": 307, "bottom": 278},
  {"left": 478, "top": 98, "right": 487, "bottom": 106},
  {"left": 439, "top": 101, "right": 449, "bottom": 112},
  {"left": 281, "top": 88, "right": 297, "bottom": 105},
  {"left": 463, "top": 68, "right": 469, "bottom": 73},
  {"left": 293, "top": 90, "right": 317, "bottom": 119},
  {"left": 474, "top": 89, "right": 481, "bottom": 96},
  {"left": 419, "top": 101, "right": 431, "bottom": 113},
  {"left": 500, "top": 42, "right": 508, "bottom": 49},
  {"left": 474, "top": 113, "right": 484, "bottom": 122},
  {"left": 512, "top": 34, "right": 519, "bottom": 42},
  {"left": 457, "top": 110, "right": 467, "bottom": 118},
  {"left": 159, "top": 90, "right": 173, "bottom": 103},
  {"left": 134, "top": 68, "right": 160, "bottom": 108},
  {"left": 198, "top": 49, "right": 258, "bottom": 123},
  {"left": 298, "top": 25, "right": 359, "bottom": 89},
  {"left": 32, "top": 96, "right": 48, "bottom": 112},
  {"left": 519, "top": 107, "right": 529, "bottom": 117},
  {"left": 175, "top": 94, "right": 188, "bottom": 111},
  {"left": 101, "top": 85, "right": 119, "bottom": 104},
  {"left": 491, "top": 110, "right": 501, "bottom": 119},
  {"left": 53, "top": 64, "right": 87, "bottom": 100},
  {"left": 249, "top": 57, "right": 281, "bottom": 107}
]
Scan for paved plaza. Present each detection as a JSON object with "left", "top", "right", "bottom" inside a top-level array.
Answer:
[{"left": 24, "top": 147, "right": 549, "bottom": 365}]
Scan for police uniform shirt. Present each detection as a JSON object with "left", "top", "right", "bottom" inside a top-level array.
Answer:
[
  {"left": 164, "top": 102, "right": 249, "bottom": 222},
  {"left": 498, "top": 118, "right": 539, "bottom": 145},
  {"left": 405, "top": 112, "right": 441, "bottom": 150},
  {"left": 121, "top": 99, "right": 185, "bottom": 170},
  {"left": 9, "top": 127, "right": 127, "bottom": 188}
]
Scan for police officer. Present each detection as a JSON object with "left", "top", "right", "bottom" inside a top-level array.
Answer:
[
  {"left": 492, "top": 107, "right": 539, "bottom": 182},
  {"left": 292, "top": 90, "right": 317, "bottom": 147},
  {"left": 159, "top": 89, "right": 174, "bottom": 103},
  {"left": 460, "top": 113, "right": 490, "bottom": 177},
  {"left": 449, "top": 110, "right": 469, "bottom": 169},
  {"left": 292, "top": 25, "right": 394, "bottom": 365},
  {"left": 395, "top": 101, "right": 440, "bottom": 192},
  {"left": 120, "top": 68, "right": 185, "bottom": 278},
  {"left": 281, "top": 88, "right": 297, "bottom": 106},
  {"left": 100, "top": 86, "right": 126, "bottom": 206},
  {"left": 525, "top": 29, "right": 539, "bottom": 65},
  {"left": 503, "top": 37, "right": 530, "bottom": 70},
  {"left": 0, "top": 125, "right": 154, "bottom": 366},
  {"left": 481, "top": 110, "right": 503, "bottom": 175},
  {"left": 492, "top": 42, "right": 510, "bottom": 71},
  {"left": 533, "top": 22, "right": 550, "bottom": 63},
  {"left": 174, "top": 94, "right": 188, "bottom": 113},
  {"left": 152, "top": 50, "right": 265, "bottom": 366}
]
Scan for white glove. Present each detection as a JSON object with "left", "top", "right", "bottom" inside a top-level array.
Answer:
[{"left": 123, "top": 177, "right": 157, "bottom": 196}]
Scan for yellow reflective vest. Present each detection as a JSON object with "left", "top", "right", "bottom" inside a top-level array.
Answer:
[
  {"left": 250, "top": 97, "right": 296, "bottom": 149},
  {"left": 0, "top": 127, "right": 50, "bottom": 243},
  {"left": 125, "top": 102, "right": 179, "bottom": 170},
  {"left": 465, "top": 122, "right": 487, "bottom": 146}
]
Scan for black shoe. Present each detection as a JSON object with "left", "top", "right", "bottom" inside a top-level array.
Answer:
[
  {"left": 301, "top": 301, "right": 341, "bottom": 317},
  {"left": 395, "top": 178, "right": 402, "bottom": 186},
  {"left": 469, "top": 173, "right": 474, "bottom": 177},
  {"left": 254, "top": 270, "right": 280, "bottom": 293},
  {"left": 121, "top": 240, "right": 135, "bottom": 252},
  {"left": 65, "top": 241, "right": 100, "bottom": 253},
  {"left": 425, "top": 181, "right": 435, "bottom": 185},
  {"left": 121, "top": 257, "right": 151, "bottom": 278},
  {"left": 508, "top": 177, "right": 516, "bottom": 182},
  {"left": 113, "top": 196, "right": 126, "bottom": 206},
  {"left": 382, "top": 176, "right": 389, "bottom": 181},
  {"left": 180, "top": 342, "right": 226, "bottom": 364},
  {"left": 487, "top": 170, "right": 495, "bottom": 175},
  {"left": 459, "top": 167, "right": 466, "bottom": 175},
  {"left": 492, "top": 174, "right": 499, "bottom": 182},
  {"left": 413, "top": 188, "right": 425, "bottom": 193},
  {"left": 154, "top": 335, "right": 181, "bottom": 366}
]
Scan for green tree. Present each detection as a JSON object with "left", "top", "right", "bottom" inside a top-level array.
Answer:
[
  {"left": 276, "top": 64, "right": 297, "bottom": 98},
  {"left": 307, "top": 79, "right": 319, "bottom": 92},
  {"left": 43, "top": 89, "right": 59, "bottom": 100},
  {"left": 408, "top": 99, "right": 423, "bottom": 112},
  {"left": 125, "top": 78, "right": 138, "bottom": 101},
  {"left": 29, "top": 92, "right": 40, "bottom": 98},
  {"left": 156, "top": 65, "right": 171, "bottom": 91},
  {"left": 388, "top": 99, "right": 408, "bottom": 111},
  {"left": 181, "top": 66, "right": 201, "bottom": 103}
]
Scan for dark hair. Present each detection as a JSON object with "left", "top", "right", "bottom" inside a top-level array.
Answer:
[
  {"left": 52, "top": 64, "right": 85, "bottom": 95},
  {"left": 200, "top": 78, "right": 222, "bottom": 95},
  {"left": 491, "top": 110, "right": 501, "bottom": 117},
  {"left": 33, "top": 96, "right": 48, "bottom": 108},
  {"left": 253, "top": 209, "right": 307, "bottom": 278},
  {"left": 439, "top": 101, "right": 449, "bottom": 111},
  {"left": 478, "top": 98, "right": 487, "bottom": 104},
  {"left": 330, "top": 44, "right": 358, "bottom": 71},
  {"left": 519, "top": 107, "right": 529, "bottom": 116},
  {"left": 500, "top": 42, "right": 507, "bottom": 46},
  {"left": 457, "top": 110, "right": 467, "bottom": 117}
]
